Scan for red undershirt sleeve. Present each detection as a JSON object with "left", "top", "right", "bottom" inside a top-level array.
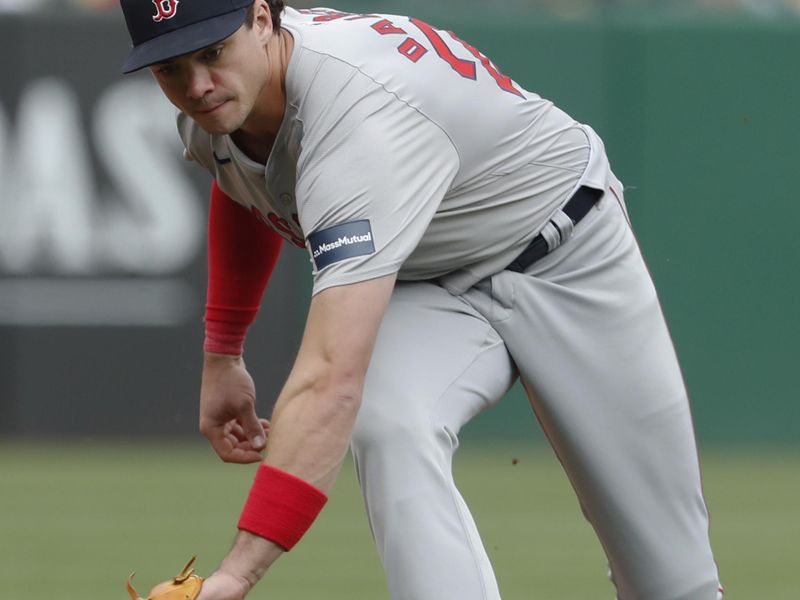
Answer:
[{"left": 204, "top": 180, "right": 283, "bottom": 356}]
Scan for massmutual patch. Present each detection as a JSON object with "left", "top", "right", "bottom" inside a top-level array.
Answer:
[{"left": 308, "top": 220, "right": 376, "bottom": 271}]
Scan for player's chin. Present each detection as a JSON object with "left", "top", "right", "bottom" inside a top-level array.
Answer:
[
  {"left": 192, "top": 104, "right": 239, "bottom": 135},
  {"left": 194, "top": 117, "right": 236, "bottom": 136},
  {"left": 200, "top": 124, "right": 234, "bottom": 136}
]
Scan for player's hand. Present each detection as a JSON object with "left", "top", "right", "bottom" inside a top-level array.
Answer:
[
  {"left": 196, "top": 532, "right": 280, "bottom": 600},
  {"left": 200, "top": 352, "right": 270, "bottom": 464},
  {"left": 194, "top": 571, "right": 251, "bottom": 600}
]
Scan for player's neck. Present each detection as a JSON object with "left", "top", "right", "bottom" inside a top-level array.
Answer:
[{"left": 232, "top": 29, "right": 293, "bottom": 163}]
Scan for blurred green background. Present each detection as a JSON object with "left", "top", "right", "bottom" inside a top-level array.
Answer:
[{"left": 1, "top": 1, "right": 799, "bottom": 599}]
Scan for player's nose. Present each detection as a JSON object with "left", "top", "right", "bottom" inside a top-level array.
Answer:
[{"left": 185, "top": 65, "right": 214, "bottom": 101}]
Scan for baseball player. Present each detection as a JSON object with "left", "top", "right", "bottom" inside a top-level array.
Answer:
[{"left": 120, "top": 1, "right": 724, "bottom": 599}]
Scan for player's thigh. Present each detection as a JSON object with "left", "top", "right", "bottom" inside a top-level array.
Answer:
[
  {"left": 356, "top": 280, "right": 516, "bottom": 446},
  {"left": 487, "top": 196, "right": 718, "bottom": 597},
  {"left": 500, "top": 195, "right": 688, "bottom": 437}
]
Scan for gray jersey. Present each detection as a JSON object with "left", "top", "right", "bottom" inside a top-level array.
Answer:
[
  {"left": 179, "top": 7, "right": 611, "bottom": 295},
  {"left": 172, "top": 9, "right": 724, "bottom": 598}
]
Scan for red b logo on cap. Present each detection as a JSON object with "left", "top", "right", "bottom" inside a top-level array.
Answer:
[{"left": 152, "top": 0, "right": 179, "bottom": 22}]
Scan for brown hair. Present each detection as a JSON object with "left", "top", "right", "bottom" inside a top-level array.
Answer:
[{"left": 245, "top": 1, "right": 285, "bottom": 29}]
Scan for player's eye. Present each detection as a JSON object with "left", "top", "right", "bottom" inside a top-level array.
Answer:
[
  {"left": 202, "top": 46, "right": 223, "bottom": 62},
  {"left": 155, "top": 63, "right": 177, "bottom": 76}
]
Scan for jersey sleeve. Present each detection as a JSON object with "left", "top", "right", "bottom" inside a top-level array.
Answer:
[
  {"left": 294, "top": 65, "right": 460, "bottom": 295},
  {"left": 204, "top": 180, "right": 283, "bottom": 355}
]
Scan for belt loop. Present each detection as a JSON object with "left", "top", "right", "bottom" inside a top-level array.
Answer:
[
  {"left": 550, "top": 210, "right": 575, "bottom": 243},
  {"left": 505, "top": 185, "right": 602, "bottom": 273},
  {"left": 540, "top": 221, "right": 561, "bottom": 252}
]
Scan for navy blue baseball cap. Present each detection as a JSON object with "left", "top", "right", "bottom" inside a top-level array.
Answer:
[{"left": 121, "top": 0, "right": 253, "bottom": 74}]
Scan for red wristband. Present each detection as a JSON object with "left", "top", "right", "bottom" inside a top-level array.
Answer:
[{"left": 238, "top": 465, "right": 328, "bottom": 551}]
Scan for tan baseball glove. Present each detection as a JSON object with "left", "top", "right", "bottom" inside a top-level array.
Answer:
[{"left": 127, "top": 556, "right": 204, "bottom": 600}]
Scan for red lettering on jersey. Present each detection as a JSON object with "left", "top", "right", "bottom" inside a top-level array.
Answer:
[
  {"left": 311, "top": 11, "right": 352, "bottom": 23},
  {"left": 314, "top": 12, "right": 525, "bottom": 99},
  {"left": 267, "top": 213, "right": 306, "bottom": 248},
  {"left": 151, "top": 0, "right": 179, "bottom": 23},
  {"left": 301, "top": 9, "right": 379, "bottom": 22},
  {"left": 409, "top": 18, "right": 477, "bottom": 80},
  {"left": 398, "top": 38, "right": 428, "bottom": 63},
  {"left": 372, "top": 19, "right": 407, "bottom": 35},
  {"left": 449, "top": 32, "right": 524, "bottom": 98}
]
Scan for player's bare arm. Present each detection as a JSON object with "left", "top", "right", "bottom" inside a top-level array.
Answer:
[
  {"left": 197, "top": 273, "right": 397, "bottom": 599},
  {"left": 263, "top": 273, "right": 397, "bottom": 489}
]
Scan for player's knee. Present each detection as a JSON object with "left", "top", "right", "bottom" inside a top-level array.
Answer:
[{"left": 351, "top": 398, "right": 449, "bottom": 458}]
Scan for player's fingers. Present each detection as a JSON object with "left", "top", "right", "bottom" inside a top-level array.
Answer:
[
  {"left": 227, "top": 436, "right": 261, "bottom": 452},
  {"left": 223, "top": 421, "right": 252, "bottom": 445},
  {"left": 217, "top": 424, "right": 264, "bottom": 462},
  {"left": 206, "top": 419, "right": 266, "bottom": 463},
  {"left": 218, "top": 443, "right": 264, "bottom": 464},
  {"left": 206, "top": 424, "right": 257, "bottom": 464},
  {"left": 208, "top": 435, "right": 237, "bottom": 463},
  {"left": 231, "top": 421, "right": 267, "bottom": 441},
  {"left": 213, "top": 439, "right": 262, "bottom": 464},
  {"left": 239, "top": 409, "right": 267, "bottom": 451},
  {"left": 230, "top": 422, "right": 248, "bottom": 442}
]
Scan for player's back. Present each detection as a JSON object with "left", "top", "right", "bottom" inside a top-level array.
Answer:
[
  {"left": 282, "top": 8, "right": 606, "bottom": 291},
  {"left": 284, "top": 7, "right": 576, "bottom": 190}
]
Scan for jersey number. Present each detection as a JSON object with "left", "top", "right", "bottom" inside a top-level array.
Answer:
[
  {"left": 390, "top": 17, "right": 523, "bottom": 98},
  {"left": 301, "top": 10, "right": 524, "bottom": 98}
]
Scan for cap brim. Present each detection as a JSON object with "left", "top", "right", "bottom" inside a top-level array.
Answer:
[{"left": 122, "top": 8, "right": 247, "bottom": 74}]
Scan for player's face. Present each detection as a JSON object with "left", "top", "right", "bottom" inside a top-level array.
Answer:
[{"left": 149, "top": 23, "right": 272, "bottom": 135}]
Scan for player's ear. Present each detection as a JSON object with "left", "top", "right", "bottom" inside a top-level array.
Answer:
[{"left": 252, "top": 0, "right": 274, "bottom": 42}]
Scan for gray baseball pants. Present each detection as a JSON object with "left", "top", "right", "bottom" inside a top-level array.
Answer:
[{"left": 351, "top": 180, "right": 721, "bottom": 600}]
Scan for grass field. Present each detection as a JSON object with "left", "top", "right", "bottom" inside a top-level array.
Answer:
[{"left": 0, "top": 440, "right": 797, "bottom": 599}]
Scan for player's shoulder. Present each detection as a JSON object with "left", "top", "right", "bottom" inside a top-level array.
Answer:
[
  {"left": 282, "top": 7, "right": 409, "bottom": 65},
  {"left": 281, "top": 8, "right": 446, "bottom": 118},
  {"left": 176, "top": 111, "right": 214, "bottom": 170},
  {"left": 176, "top": 110, "right": 204, "bottom": 144}
]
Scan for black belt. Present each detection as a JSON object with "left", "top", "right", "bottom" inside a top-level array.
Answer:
[{"left": 506, "top": 185, "right": 604, "bottom": 273}]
